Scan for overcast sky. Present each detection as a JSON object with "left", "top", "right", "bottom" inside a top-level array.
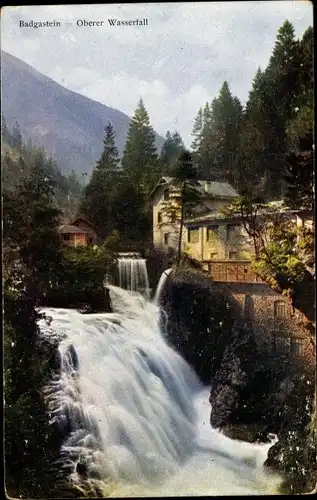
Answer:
[{"left": 1, "top": 2, "right": 313, "bottom": 146}]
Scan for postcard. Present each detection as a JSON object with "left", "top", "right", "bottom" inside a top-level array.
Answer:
[{"left": 2, "top": 2, "right": 315, "bottom": 498}]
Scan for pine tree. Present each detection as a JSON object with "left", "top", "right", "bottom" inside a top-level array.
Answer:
[
  {"left": 79, "top": 122, "right": 121, "bottom": 237},
  {"left": 191, "top": 107, "right": 204, "bottom": 170},
  {"left": 121, "top": 98, "right": 158, "bottom": 193},
  {"left": 200, "top": 82, "right": 243, "bottom": 184},
  {"left": 160, "top": 130, "right": 185, "bottom": 174},
  {"left": 11, "top": 121, "right": 23, "bottom": 150},
  {"left": 286, "top": 26, "right": 313, "bottom": 148},
  {"left": 1, "top": 114, "right": 10, "bottom": 143},
  {"left": 96, "top": 121, "right": 120, "bottom": 175},
  {"left": 284, "top": 133, "right": 313, "bottom": 211},
  {"left": 199, "top": 102, "right": 215, "bottom": 180}
]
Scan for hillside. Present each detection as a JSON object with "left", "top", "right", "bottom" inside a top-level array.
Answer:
[{"left": 1, "top": 51, "right": 164, "bottom": 175}]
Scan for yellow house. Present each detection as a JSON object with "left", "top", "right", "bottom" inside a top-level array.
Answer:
[
  {"left": 183, "top": 204, "right": 314, "bottom": 281},
  {"left": 183, "top": 212, "right": 254, "bottom": 263},
  {"left": 149, "top": 176, "right": 239, "bottom": 252}
]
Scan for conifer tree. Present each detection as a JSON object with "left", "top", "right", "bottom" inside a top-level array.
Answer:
[
  {"left": 190, "top": 107, "right": 204, "bottom": 171},
  {"left": 11, "top": 120, "right": 23, "bottom": 150},
  {"left": 284, "top": 133, "right": 313, "bottom": 211},
  {"left": 121, "top": 98, "right": 158, "bottom": 193},
  {"left": 80, "top": 121, "right": 120, "bottom": 237},
  {"left": 160, "top": 130, "right": 185, "bottom": 174}
]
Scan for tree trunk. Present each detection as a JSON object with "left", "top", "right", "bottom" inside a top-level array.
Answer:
[{"left": 177, "top": 182, "right": 186, "bottom": 263}]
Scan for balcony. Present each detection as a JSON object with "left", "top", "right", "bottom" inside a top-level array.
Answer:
[{"left": 204, "top": 260, "right": 262, "bottom": 283}]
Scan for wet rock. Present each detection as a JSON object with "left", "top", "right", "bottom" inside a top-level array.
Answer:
[{"left": 76, "top": 461, "right": 88, "bottom": 478}]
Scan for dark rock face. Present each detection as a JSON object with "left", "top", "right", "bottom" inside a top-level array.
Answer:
[
  {"left": 161, "top": 268, "right": 240, "bottom": 384},
  {"left": 161, "top": 267, "right": 316, "bottom": 494}
]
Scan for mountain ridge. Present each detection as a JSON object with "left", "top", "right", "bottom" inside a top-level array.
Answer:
[{"left": 1, "top": 50, "right": 165, "bottom": 175}]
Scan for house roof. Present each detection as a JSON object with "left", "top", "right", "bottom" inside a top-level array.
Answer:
[
  {"left": 184, "top": 203, "right": 313, "bottom": 227},
  {"left": 196, "top": 181, "right": 238, "bottom": 198},
  {"left": 149, "top": 176, "right": 238, "bottom": 200},
  {"left": 71, "top": 217, "right": 97, "bottom": 231},
  {"left": 58, "top": 224, "right": 88, "bottom": 234}
]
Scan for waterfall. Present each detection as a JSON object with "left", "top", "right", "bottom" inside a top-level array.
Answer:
[
  {"left": 154, "top": 268, "right": 173, "bottom": 305},
  {"left": 39, "top": 280, "right": 281, "bottom": 496},
  {"left": 117, "top": 258, "right": 150, "bottom": 298}
]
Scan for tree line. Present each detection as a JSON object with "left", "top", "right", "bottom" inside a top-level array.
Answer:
[{"left": 190, "top": 21, "right": 313, "bottom": 200}]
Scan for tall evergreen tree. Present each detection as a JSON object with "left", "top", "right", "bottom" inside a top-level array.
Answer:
[
  {"left": 190, "top": 107, "right": 204, "bottom": 171},
  {"left": 160, "top": 130, "right": 185, "bottom": 174},
  {"left": 11, "top": 121, "right": 23, "bottom": 151},
  {"left": 80, "top": 122, "right": 120, "bottom": 237},
  {"left": 121, "top": 98, "right": 158, "bottom": 193},
  {"left": 1, "top": 114, "right": 10, "bottom": 143},
  {"left": 284, "top": 133, "right": 314, "bottom": 211},
  {"left": 203, "top": 82, "right": 243, "bottom": 184}
]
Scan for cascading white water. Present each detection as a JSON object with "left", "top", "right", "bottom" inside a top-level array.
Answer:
[
  {"left": 117, "top": 258, "right": 150, "bottom": 298},
  {"left": 39, "top": 266, "right": 281, "bottom": 496},
  {"left": 154, "top": 268, "right": 173, "bottom": 305}
]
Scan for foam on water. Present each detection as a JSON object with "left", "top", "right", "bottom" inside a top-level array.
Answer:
[{"left": 39, "top": 271, "right": 281, "bottom": 496}]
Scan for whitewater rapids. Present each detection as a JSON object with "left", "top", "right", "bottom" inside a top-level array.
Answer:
[{"left": 39, "top": 284, "right": 281, "bottom": 496}]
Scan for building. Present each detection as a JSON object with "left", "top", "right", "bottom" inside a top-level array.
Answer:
[
  {"left": 58, "top": 217, "right": 99, "bottom": 247},
  {"left": 150, "top": 176, "right": 238, "bottom": 251}
]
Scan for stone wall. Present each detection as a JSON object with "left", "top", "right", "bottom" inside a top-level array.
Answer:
[{"left": 210, "top": 281, "right": 315, "bottom": 375}]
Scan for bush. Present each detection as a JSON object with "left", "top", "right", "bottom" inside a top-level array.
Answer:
[
  {"left": 44, "top": 245, "right": 115, "bottom": 311},
  {"left": 4, "top": 285, "right": 64, "bottom": 498}
]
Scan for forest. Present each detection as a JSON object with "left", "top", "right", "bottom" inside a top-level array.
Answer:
[{"left": 2, "top": 20, "right": 315, "bottom": 498}]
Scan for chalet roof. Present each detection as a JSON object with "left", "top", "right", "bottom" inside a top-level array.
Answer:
[
  {"left": 184, "top": 203, "right": 313, "bottom": 226},
  {"left": 149, "top": 176, "right": 238, "bottom": 200},
  {"left": 71, "top": 217, "right": 97, "bottom": 231},
  {"left": 58, "top": 224, "right": 88, "bottom": 234},
  {"left": 196, "top": 181, "right": 238, "bottom": 198},
  {"left": 185, "top": 211, "right": 241, "bottom": 226}
]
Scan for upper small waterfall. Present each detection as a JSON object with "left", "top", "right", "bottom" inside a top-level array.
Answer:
[
  {"left": 118, "top": 258, "right": 150, "bottom": 298},
  {"left": 154, "top": 268, "right": 173, "bottom": 305}
]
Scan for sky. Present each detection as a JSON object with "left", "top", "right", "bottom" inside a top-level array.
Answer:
[{"left": 1, "top": 2, "right": 314, "bottom": 146}]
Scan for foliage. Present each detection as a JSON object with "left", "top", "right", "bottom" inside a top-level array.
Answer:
[
  {"left": 3, "top": 154, "right": 63, "bottom": 302},
  {"left": 45, "top": 246, "right": 115, "bottom": 312},
  {"left": 4, "top": 283, "right": 64, "bottom": 498},
  {"left": 1, "top": 119, "right": 84, "bottom": 220}
]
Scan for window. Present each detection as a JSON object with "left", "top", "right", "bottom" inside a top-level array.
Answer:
[
  {"left": 206, "top": 225, "right": 219, "bottom": 241},
  {"left": 227, "top": 224, "right": 239, "bottom": 239},
  {"left": 291, "top": 337, "right": 304, "bottom": 357},
  {"left": 164, "top": 233, "right": 170, "bottom": 246},
  {"left": 158, "top": 212, "right": 162, "bottom": 224},
  {"left": 210, "top": 252, "right": 218, "bottom": 259},
  {"left": 229, "top": 251, "right": 238, "bottom": 260},
  {"left": 163, "top": 189, "right": 170, "bottom": 201},
  {"left": 170, "top": 211, "right": 177, "bottom": 223},
  {"left": 188, "top": 228, "right": 199, "bottom": 243},
  {"left": 63, "top": 234, "right": 72, "bottom": 241},
  {"left": 274, "top": 300, "right": 287, "bottom": 319},
  {"left": 274, "top": 335, "right": 291, "bottom": 355}
]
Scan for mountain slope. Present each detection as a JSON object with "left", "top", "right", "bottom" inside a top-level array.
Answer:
[{"left": 1, "top": 51, "right": 164, "bottom": 175}]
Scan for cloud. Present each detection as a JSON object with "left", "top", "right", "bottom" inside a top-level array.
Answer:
[{"left": 1, "top": 2, "right": 313, "bottom": 146}]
